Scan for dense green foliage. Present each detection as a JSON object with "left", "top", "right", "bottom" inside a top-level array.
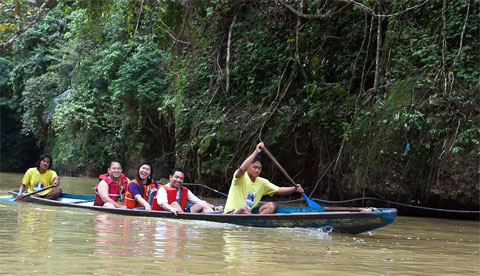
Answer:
[{"left": 1, "top": 0, "right": 478, "bottom": 209}]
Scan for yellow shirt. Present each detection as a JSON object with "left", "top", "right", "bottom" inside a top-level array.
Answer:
[
  {"left": 21, "top": 168, "right": 57, "bottom": 196},
  {"left": 224, "top": 170, "right": 279, "bottom": 213}
]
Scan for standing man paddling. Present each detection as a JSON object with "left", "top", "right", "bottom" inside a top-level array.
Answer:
[{"left": 224, "top": 142, "right": 304, "bottom": 214}]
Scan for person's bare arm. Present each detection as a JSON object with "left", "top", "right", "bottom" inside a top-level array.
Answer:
[
  {"left": 161, "top": 202, "right": 183, "bottom": 215},
  {"left": 236, "top": 142, "right": 264, "bottom": 178},
  {"left": 276, "top": 184, "right": 304, "bottom": 196},
  {"left": 16, "top": 184, "right": 27, "bottom": 200},
  {"left": 134, "top": 194, "right": 151, "bottom": 211},
  {"left": 53, "top": 176, "right": 60, "bottom": 186}
]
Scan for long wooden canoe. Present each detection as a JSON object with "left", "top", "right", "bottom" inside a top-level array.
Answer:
[{"left": 7, "top": 191, "right": 396, "bottom": 234}]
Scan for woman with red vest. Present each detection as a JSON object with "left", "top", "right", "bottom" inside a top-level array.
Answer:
[
  {"left": 94, "top": 161, "right": 129, "bottom": 208},
  {"left": 125, "top": 162, "right": 158, "bottom": 210},
  {"left": 152, "top": 168, "right": 223, "bottom": 214}
]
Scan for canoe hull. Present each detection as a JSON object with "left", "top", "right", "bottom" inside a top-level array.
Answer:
[{"left": 8, "top": 191, "right": 396, "bottom": 234}]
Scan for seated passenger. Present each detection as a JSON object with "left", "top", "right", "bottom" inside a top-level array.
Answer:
[
  {"left": 16, "top": 153, "right": 62, "bottom": 200},
  {"left": 94, "top": 160, "right": 129, "bottom": 208},
  {"left": 152, "top": 168, "right": 223, "bottom": 214},
  {"left": 125, "top": 162, "right": 158, "bottom": 210}
]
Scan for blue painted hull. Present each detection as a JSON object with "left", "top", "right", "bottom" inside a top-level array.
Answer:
[{"left": 8, "top": 191, "right": 396, "bottom": 234}]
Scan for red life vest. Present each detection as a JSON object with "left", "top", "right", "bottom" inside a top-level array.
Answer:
[
  {"left": 152, "top": 185, "right": 189, "bottom": 211},
  {"left": 125, "top": 179, "right": 158, "bottom": 209},
  {"left": 94, "top": 173, "right": 128, "bottom": 206}
]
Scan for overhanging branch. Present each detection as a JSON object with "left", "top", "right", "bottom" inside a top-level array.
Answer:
[
  {"left": 276, "top": 0, "right": 352, "bottom": 19},
  {"left": 0, "top": 0, "right": 51, "bottom": 48},
  {"left": 277, "top": 0, "right": 430, "bottom": 19}
]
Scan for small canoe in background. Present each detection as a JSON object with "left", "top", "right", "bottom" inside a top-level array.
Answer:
[{"left": 7, "top": 191, "right": 397, "bottom": 234}]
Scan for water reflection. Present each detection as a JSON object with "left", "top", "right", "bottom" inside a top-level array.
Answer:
[
  {"left": 221, "top": 227, "right": 333, "bottom": 274},
  {"left": 93, "top": 214, "right": 161, "bottom": 257},
  {"left": 153, "top": 220, "right": 199, "bottom": 260},
  {"left": 94, "top": 214, "right": 129, "bottom": 256},
  {"left": 16, "top": 205, "right": 55, "bottom": 254},
  {"left": 222, "top": 230, "right": 263, "bottom": 273}
]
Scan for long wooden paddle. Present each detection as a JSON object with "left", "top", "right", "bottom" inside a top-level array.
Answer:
[
  {"left": 261, "top": 146, "right": 324, "bottom": 210},
  {"left": 21, "top": 184, "right": 57, "bottom": 198},
  {"left": 0, "top": 185, "right": 57, "bottom": 202}
]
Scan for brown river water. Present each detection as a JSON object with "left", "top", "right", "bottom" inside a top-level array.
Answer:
[{"left": 0, "top": 172, "right": 478, "bottom": 275}]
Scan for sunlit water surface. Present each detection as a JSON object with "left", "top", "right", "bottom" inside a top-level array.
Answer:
[{"left": 0, "top": 172, "right": 478, "bottom": 275}]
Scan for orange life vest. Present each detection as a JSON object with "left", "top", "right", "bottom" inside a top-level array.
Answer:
[
  {"left": 94, "top": 173, "right": 128, "bottom": 206},
  {"left": 152, "top": 185, "right": 189, "bottom": 211},
  {"left": 125, "top": 179, "right": 158, "bottom": 209}
]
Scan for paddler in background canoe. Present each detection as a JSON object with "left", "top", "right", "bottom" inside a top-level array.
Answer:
[
  {"left": 152, "top": 168, "right": 223, "bottom": 214},
  {"left": 94, "top": 160, "right": 129, "bottom": 208},
  {"left": 16, "top": 153, "right": 62, "bottom": 200},
  {"left": 224, "top": 142, "right": 304, "bottom": 214}
]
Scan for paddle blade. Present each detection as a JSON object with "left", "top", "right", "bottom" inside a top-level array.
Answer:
[
  {"left": 303, "top": 193, "right": 323, "bottom": 210},
  {"left": 0, "top": 196, "right": 16, "bottom": 202}
]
